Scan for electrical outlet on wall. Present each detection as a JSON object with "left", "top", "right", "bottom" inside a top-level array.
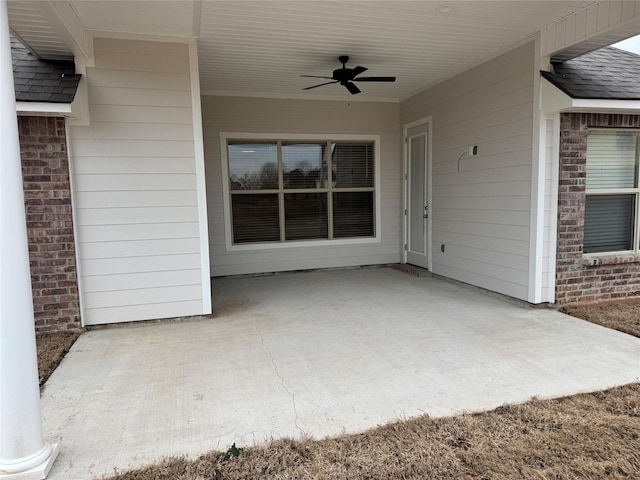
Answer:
[{"left": 469, "top": 145, "right": 478, "bottom": 156}]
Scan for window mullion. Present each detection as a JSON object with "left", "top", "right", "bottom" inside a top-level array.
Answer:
[
  {"left": 327, "top": 140, "right": 333, "bottom": 240},
  {"left": 278, "top": 140, "right": 285, "bottom": 242}
]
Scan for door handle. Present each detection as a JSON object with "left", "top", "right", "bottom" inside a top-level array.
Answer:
[{"left": 423, "top": 205, "right": 429, "bottom": 218}]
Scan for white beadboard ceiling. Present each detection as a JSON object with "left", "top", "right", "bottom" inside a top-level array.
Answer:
[{"left": 8, "top": 0, "right": 623, "bottom": 101}]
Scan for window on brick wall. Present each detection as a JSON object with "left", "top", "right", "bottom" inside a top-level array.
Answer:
[
  {"left": 584, "top": 130, "right": 640, "bottom": 254},
  {"left": 225, "top": 138, "right": 376, "bottom": 245}
]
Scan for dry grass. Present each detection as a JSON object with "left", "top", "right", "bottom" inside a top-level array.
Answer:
[
  {"left": 100, "top": 304, "right": 640, "bottom": 480},
  {"left": 560, "top": 303, "right": 640, "bottom": 338},
  {"left": 103, "top": 384, "right": 640, "bottom": 480},
  {"left": 36, "top": 330, "right": 81, "bottom": 385}
]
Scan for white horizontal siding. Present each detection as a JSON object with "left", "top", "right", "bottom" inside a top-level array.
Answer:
[
  {"left": 73, "top": 174, "right": 196, "bottom": 192},
  {"left": 93, "top": 52, "right": 190, "bottom": 74},
  {"left": 78, "top": 223, "right": 199, "bottom": 242},
  {"left": 76, "top": 207, "right": 198, "bottom": 225},
  {"left": 74, "top": 191, "right": 197, "bottom": 209},
  {"left": 202, "top": 96, "right": 402, "bottom": 276},
  {"left": 84, "top": 301, "right": 204, "bottom": 325},
  {"left": 82, "top": 254, "right": 202, "bottom": 276},
  {"left": 87, "top": 69, "right": 191, "bottom": 90},
  {"left": 69, "top": 37, "right": 206, "bottom": 325},
  {"left": 71, "top": 122, "right": 195, "bottom": 140},
  {"left": 78, "top": 238, "right": 201, "bottom": 260},
  {"left": 83, "top": 269, "right": 202, "bottom": 293},
  {"left": 86, "top": 105, "right": 194, "bottom": 124},
  {"left": 72, "top": 156, "right": 196, "bottom": 174},
  {"left": 401, "top": 41, "right": 536, "bottom": 301}
]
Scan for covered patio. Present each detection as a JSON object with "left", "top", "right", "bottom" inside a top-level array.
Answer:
[{"left": 40, "top": 267, "right": 639, "bottom": 480}]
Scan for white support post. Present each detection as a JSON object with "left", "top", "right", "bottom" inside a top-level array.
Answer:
[{"left": 0, "top": 1, "right": 59, "bottom": 478}]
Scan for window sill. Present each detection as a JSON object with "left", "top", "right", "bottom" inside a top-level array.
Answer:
[
  {"left": 582, "top": 253, "right": 640, "bottom": 266},
  {"left": 226, "top": 236, "right": 381, "bottom": 252}
]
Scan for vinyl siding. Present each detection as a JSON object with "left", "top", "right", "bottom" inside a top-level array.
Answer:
[
  {"left": 69, "top": 37, "right": 205, "bottom": 325},
  {"left": 202, "top": 96, "right": 401, "bottom": 276},
  {"left": 401, "top": 42, "right": 536, "bottom": 301}
]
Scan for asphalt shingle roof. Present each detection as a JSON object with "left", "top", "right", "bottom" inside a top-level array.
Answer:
[
  {"left": 541, "top": 46, "right": 640, "bottom": 100},
  {"left": 11, "top": 36, "right": 81, "bottom": 103}
]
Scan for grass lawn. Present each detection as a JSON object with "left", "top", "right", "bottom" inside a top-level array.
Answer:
[
  {"left": 37, "top": 306, "right": 640, "bottom": 480},
  {"left": 36, "top": 330, "right": 81, "bottom": 386}
]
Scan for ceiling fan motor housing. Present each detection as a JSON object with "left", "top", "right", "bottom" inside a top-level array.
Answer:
[{"left": 333, "top": 68, "right": 354, "bottom": 84}]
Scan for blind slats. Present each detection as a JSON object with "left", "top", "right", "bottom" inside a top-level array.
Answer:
[
  {"left": 586, "top": 131, "right": 638, "bottom": 189},
  {"left": 584, "top": 194, "right": 635, "bottom": 253}
]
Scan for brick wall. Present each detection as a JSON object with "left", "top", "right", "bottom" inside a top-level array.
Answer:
[
  {"left": 556, "top": 113, "right": 640, "bottom": 305},
  {"left": 19, "top": 116, "right": 81, "bottom": 331}
]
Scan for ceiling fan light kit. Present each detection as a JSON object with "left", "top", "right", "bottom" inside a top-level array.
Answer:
[{"left": 301, "top": 55, "right": 396, "bottom": 95}]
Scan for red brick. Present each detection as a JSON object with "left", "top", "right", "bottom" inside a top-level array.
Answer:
[
  {"left": 19, "top": 116, "right": 81, "bottom": 332},
  {"left": 556, "top": 113, "right": 640, "bottom": 305}
]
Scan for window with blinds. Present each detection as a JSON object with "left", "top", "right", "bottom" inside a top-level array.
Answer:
[
  {"left": 584, "top": 130, "right": 640, "bottom": 254},
  {"left": 227, "top": 139, "right": 375, "bottom": 245}
]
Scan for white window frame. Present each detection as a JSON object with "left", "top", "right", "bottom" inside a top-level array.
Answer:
[
  {"left": 220, "top": 132, "right": 381, "bottom": 251},
  {"left": 584, "top": 128, "right": 640, "bottom": 256}
]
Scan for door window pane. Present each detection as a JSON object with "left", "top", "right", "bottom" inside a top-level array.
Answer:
[
  {"left": 333, "top": 192, "right": 374, "bottom": 238},
  {"left": 228, "top": 142, "right": 278, "bottom": 190},
  {"left": 409, "top": 136, "right": 426, "bottom": 254},
  {"left": 231, "top": 194, "right": 280, "bottom": 243},
  {"left": 586, "top": 131, "right": 638, "bottom": 189},
  {"left": 332, "top": 142, "right": 374, "bottom": 188},
  {"left": 284, "top": 193, "right": 328, "bottom": 240},
  {"left": 283, "top": 142, "right": 327, "bottom": 189},
  {"left": 584, "top": 194, "right": 635, "bottom": 253}
]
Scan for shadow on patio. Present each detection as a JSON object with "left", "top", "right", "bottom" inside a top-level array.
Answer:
[{"left": 41, "top": 266, "right": 640, "bottom": 480}]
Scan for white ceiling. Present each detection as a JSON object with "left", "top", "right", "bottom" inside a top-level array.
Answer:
[{"left": 9, "top": 0, "right": 634, "bottom": 101}]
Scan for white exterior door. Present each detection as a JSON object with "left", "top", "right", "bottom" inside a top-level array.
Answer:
[{"left": 404, "top": 119, "right": 431, "bottom": 269}]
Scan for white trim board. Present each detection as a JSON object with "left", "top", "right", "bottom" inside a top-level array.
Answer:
[
  {"left": 219, "top": 132, "right": 382, "bottom": 252},
  {"left": 16, "top": 102, "right": 72, "bottom": 116},
  {"left": 188, "top": 39, "right": 212, "bottom": 314}
]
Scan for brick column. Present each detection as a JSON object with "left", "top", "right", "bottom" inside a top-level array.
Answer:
[
  {"left": 556, "top": 113, "right": 640, "bottom": 305},
  {"left": 19, "top": 116, "right": 81, "bottom": 331}
]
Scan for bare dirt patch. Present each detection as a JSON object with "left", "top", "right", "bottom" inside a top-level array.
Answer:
[
  {"left": 36, "top": 330, "right": 81, "bottom": 386},
  {"left": 560, "top": 303, "right": 640, "bottom": 337}
]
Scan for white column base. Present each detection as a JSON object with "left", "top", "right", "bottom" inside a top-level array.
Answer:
[{"left": 0, "top": 444, "right": 59, "bottom": 480}]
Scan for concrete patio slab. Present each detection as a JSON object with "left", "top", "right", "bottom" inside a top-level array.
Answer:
[{"left": 40, "top": 267, "right": 639, "bottom": 480}]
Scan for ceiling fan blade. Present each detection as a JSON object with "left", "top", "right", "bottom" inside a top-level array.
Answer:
[
  {"left": 354, "top": 76, "right": 396, "bottom": 82},
  {"left": 352, "top": 66, "right": 368, "bottom": 76},
  {"left": 345, "top": 81, "right": 361, "bottom": 95},
  {"left": 303, "top": 81, "right": 339, "bottom": 90},
  {"left": 300, "top": 75, "right": 335, "bottom": 79}
]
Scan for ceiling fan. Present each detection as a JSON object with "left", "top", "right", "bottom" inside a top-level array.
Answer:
[{"left": 301, "top": 55, "right": 396, "bottom": 94}]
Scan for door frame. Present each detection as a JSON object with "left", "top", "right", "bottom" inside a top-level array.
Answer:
[{"left": 403, "top": 116, "right": 433, "bottom": 270}]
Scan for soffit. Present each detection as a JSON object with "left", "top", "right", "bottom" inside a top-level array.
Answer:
[
  {"left": 7, "top": 0, "right": 73, "bottom": 60},
  {"left": 9, "top": 1, "right": 605, "bottom": 101}
]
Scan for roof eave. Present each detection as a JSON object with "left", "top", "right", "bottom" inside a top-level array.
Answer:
[{"left": 541, "top": 77, "right": 640, "bottom": 115}]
